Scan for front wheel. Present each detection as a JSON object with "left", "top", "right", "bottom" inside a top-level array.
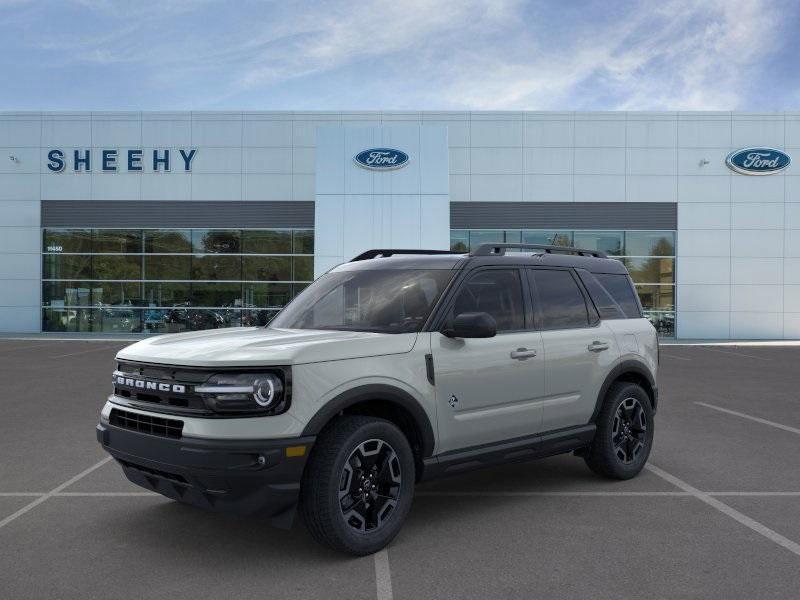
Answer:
[
  {"left": 300, "top": 416, "right": 415, "bottom": 555},
  {"left": 584, "top": 382, "right": 654, "bottom": 480}
]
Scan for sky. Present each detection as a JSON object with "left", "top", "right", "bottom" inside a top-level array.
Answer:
[{"left": 1, "top": 0, "right": 798, "bottom": 111}]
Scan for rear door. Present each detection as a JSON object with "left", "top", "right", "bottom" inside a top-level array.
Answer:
[
  {"left": 431, "top": 267, "right": 546, "bottom": 454},
  {"left": 528, "top": 268, "right": 619, "bottom": 432}
]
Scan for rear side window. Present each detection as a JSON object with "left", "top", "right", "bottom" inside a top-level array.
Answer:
[
  {"left": 529, "top": 269, "right": 590, "bottom": 329},
  {"left": 594, "top": 273, "right": 642, "bottom": 318},
  {"left": 576, "top": 270, "right": 626, "bottom": 319}
]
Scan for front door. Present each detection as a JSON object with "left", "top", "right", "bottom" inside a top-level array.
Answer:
[{"left": 432, "top": 268, "right": 546, "bottom": 454}]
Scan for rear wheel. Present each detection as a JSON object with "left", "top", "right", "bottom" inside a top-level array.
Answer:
[
  {"left": 584, "top": 382, "right": 654, "bottom": 480},
  {"left": 300, "top": 415, "right": 415, "bottom": 555}
]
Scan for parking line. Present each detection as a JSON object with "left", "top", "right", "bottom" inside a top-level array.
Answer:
[
  {"left": 6, "top": 490, "right": 800, "bottom": 498},
  {"left": 55, "top": 492, "right": 158, "bottom": 497},
  {"left": 646, "top": 463, "right": 800, "bottom": 558},
  {"left": 417, "top": 491, "right": 690, "bottom": 497},
  {"left": 0, "top": 342, "right": 64, "bottom": 355},
  {"left": 48, "top": 344, "right": 124, "bottom": 359},
  {"left": 660, "top": 353, "right": 692, "bottom": 361},
  {"left": 697, "top": 347, "right": 772, "bottom": 361},
  {"left": 374, "top": 548, "right": 393, "bottom": 600},
  {"left": 0, "top": 457, "right": 112, "bottom": 531},
  {"left": 696, "top": 402, "right": 800, "bottom": 436}
]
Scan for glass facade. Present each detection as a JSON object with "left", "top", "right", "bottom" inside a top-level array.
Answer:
[
  {"left": 42, "top": 228, "right": 314, "bottom": 333},
  {"left": 450, "top": 229, "right": 676, "bottom": 337}
]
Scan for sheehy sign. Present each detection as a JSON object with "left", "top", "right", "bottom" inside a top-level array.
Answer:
[{"left": 46, "top": 149, "right": 197, "bottom": 172}]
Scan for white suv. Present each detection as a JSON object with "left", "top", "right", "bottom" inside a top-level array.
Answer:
[{"left": 97, "top": 244, "right": 659, "bottom": 555}]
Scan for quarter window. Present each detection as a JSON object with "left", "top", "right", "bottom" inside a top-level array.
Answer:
[
  {"left": 594, "top": 273, "right": 641, "bottom": 318},
  {"left": 449, "top": 269, "right": 525, "bottom": 332},
  {"left": 530, "top": 269, "right": 590, "bottom": 329}
]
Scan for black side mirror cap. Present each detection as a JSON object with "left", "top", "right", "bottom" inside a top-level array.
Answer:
[{"left": 442, "top": 312, "right": 497, "bottom": 338}]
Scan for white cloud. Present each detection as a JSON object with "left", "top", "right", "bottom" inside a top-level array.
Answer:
[{"left": 2, "top": 0, "right": 793, "bottom": 109}]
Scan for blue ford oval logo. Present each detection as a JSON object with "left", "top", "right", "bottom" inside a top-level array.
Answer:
[
  {"left": 726, "top": 147, "right": 790, "bottom": 175},
  {"left": 354, "top": 148, "right": 409, "bottom": 170}
]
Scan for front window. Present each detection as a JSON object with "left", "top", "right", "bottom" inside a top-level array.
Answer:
[{"left": 270, "top": 269, "right": 455, "bottom": 334}]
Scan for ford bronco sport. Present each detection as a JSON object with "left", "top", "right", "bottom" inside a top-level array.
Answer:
[{"left": 97, "top": 243, "right": 658, "bottom": 555}]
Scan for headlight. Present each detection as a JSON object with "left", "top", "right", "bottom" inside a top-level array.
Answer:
[{"left": 195, "top": 372, "right": 288, "bottom": 415}]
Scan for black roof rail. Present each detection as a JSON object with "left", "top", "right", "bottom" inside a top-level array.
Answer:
[
  {"left": 350, "top": 249, "right": 462, "bottom": 262},
  {"left": 470, "top": 243, "right": 608, "bottom": 259}
]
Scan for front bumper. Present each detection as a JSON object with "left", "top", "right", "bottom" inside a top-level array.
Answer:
[{"left": 96, "top": 422, "right": 315, "bottom": 527}]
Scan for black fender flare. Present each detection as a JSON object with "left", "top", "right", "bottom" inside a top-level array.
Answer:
[
  {"left": 590, "top": 359, "right": 657, "bottom": 422},
  {"left": 301, "top": 384, "right": 436, "bottom": 458}
]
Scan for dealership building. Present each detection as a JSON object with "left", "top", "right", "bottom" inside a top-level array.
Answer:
[{"left": 0, "top": 110, "right": 798, "bottom": 339}]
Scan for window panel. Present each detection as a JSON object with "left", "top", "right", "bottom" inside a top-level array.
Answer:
[
  {"left": 450, "top": 230, "right": 468, "bottom": 252},
  {"left": 144, "top": 230, "right": 192, "bottom": 253},
  {"left": 93, "top": 307, "right": 143, "bottom": 333},
  {"left": 93, "top": 229, "right": 142, "bottom": 253},
  {"left": 143, "top": 282, "right": 191, "bottom": 307},
  {"left": 143, "top": 255, "right": 192, "bottom": 280},
  {"left": 43, "top": 229, "right": 92, "bottom": 253},
  {"left": 242, "top": 230, "right": 292, "bottom": 254},
  {"left": 192, "top": 255, "right": 242, "bottom": 280},
  {"left": 192, "top": 229, "right": 241, "bottom": 253},
  {"left": 42, "top": 307, "right": 94, "bottom": 332},
  {"left": 242, "top": 309, "right": 280, "bottom": 327},
  {"left": 636, "top": 285, "right": 675, "bottom": 311},
  {"left": 468, "top": 230, "right": 504, "bottom": 251},
  {"left": 293, "top": 256, "right": 314, "bottom": 281},
  {"left": 243, "top": 283, "right": 293, "bottom": 308},
  {"left": 243, "top": 256, "right": 291, "bottom": 281},
  {"left": 624, "top": 257, "right": 674, "bottom": 284},
  {"left": 293, "top": 229, "right": 314, "bottom": 254},
  {"left": 521, "top": 230, "right": 574, "bottom": 247},
  {"left": 92, "top": 255, "right": 142, "bottom": 280},
  {"left": 190, "top": 282, "right": 243, "bottom": 307},
  {"left": 644, "top": 311, "right": 675, "bottom": 337},
  {"left": 624, "top": 231, "right": 675, "bottom": 257},
  {"left": 530, "top": 269, "right": 590, "bottom": 329},
  {"left": 573, "top": 231, "right": 624, "bottom": 256},
  {"left": 43, "top": 254, "right": 92, "bottom": 279},
  {"left": 162, "top": 307, "right": 233, "bottom": 331}
]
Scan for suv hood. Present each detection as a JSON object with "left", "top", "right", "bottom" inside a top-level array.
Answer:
[{"left": 115, "top": 327, "right": 418, "bottom": 367}]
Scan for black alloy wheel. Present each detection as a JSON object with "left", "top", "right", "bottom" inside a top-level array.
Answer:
[
  {"left": 612, "top": 397, "right": 647, "bottom": 464},
  {"left": 338, "top": 439, "right": 402, "bottom": 532}
]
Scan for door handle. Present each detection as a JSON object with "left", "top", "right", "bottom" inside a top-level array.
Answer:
[
  {"left": 588, "top": 341, "right": 610, "bottom": 352},
  {"left": 510, "top": 348, "right": 537, "bottom": 360}
]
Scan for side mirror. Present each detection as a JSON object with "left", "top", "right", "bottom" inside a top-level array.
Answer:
[{"left": 442, "top": 312, "right": 497, "bottom": 339}]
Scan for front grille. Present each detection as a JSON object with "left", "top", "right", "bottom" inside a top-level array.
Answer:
[
  {"left": 109, "top": 408, "right": 184, "bottom": 439},
  {"left": 113, "top": 362, "right": 210, "bottom": 413}
]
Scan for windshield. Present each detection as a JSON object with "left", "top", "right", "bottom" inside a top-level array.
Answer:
[{"left": 270, "top": 269, "right": 455, "bottom": 333}]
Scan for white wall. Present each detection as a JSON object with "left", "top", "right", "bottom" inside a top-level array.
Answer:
[
  {"left": 314, "top": 123, "right": 449, "bottom": 275},
  {"left": 0, "top": 114, "right": 41, "bottom": 332}
]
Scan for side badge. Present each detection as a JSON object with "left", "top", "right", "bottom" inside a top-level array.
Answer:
[{"left": 448, "top": 395, "right": 458, "bottom": 408}]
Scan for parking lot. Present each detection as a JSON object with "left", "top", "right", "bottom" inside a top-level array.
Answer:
[{"left": 1, "top": 339, "right": 799, "bottom": 599}]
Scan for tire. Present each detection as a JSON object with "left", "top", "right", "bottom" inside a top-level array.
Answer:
[
  {"left": 584, "top": 382, "right": 654, "bottom": 480},
  {"left": 299, "top": 415, "right": 415, "bottom": 556}
]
